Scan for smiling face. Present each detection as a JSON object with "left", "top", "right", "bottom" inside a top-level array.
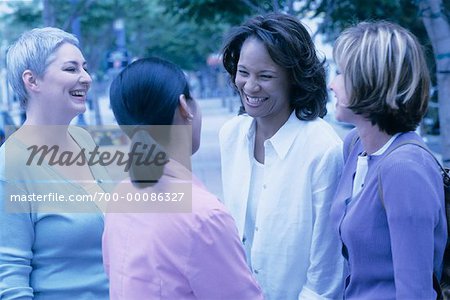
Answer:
[
  {"left": 235, "top": 37, "right": 292, "bottom": 124},
  {"left": 32, "top": 42, "right": 91, "bottom": 123},
  {"left": 329, "top": 71, "right": 360, "bottom": 124}
]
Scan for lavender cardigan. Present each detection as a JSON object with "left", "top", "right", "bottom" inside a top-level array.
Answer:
[{"left": 331, "top": 129, "right": 447, "bottom": 300}]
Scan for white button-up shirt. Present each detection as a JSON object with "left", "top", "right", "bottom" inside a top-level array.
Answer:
[{"left": 219, "top": 112, "right": 344, "bottom": 300}]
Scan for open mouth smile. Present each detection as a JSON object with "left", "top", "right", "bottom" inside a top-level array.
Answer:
[
  {"left": 244, "top": 93, "right": 268, "bottom": 106},
  {"left": 70, "top": 90, "right": 87, "bottom": 97}
]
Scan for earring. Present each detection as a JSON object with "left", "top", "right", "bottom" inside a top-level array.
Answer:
[{"left": 187, "top": 113, "right": 193, "bottom": 123}]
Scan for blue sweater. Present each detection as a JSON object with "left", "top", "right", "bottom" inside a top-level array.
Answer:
[
  {"left": 0, "top": 127, "right": 109, "bottom": 299},
  {"left": 331, "top": 129, "right": 447, "bottom": 299}
]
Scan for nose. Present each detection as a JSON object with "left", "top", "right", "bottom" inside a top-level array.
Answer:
[
  {"left": 80, "top": 69, "right": 92, "bottom": 85},
  {"left": 244, "top": 76, "right": 261, "bottom": 93},
  {"left": 328, "top": 78, "right": 335, "bottom": 91}
]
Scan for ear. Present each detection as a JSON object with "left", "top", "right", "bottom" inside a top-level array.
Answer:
[
  {"left": 22, "top": 70, "right": 39, "bottom": 92},
  {"left": 178, "top": 94, "right": 193, "bottom": 122}
]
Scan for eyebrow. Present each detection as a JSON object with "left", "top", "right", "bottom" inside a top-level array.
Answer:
[
  {"left": 237, "top": 65, "right": 277, "bottom": 74},
  {"left": 63, "top": 60, "right": 87, "bottom": 66}
]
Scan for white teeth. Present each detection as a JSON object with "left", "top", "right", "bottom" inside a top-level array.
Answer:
[
  {"left": 246, "top": 95, "right": 266, "bottom": 104},
  {"left": 70, "top": 90, "right": 86, "bottom": 97}
]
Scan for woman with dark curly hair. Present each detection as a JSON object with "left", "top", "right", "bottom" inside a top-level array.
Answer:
[{"left": 219, "top": 12, "right": 344, "bottom": 300}]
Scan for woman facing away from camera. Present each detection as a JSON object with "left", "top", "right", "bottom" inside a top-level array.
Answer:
[
  {"left": 102, "top": 57, "right": 263, "bottom": 300},
  {"left": 329, "top": 21, "right": 447, "bottom": 299},
  {"left": 219, "top": 13, "right": 344, "bottom": 300},
  {"left": 0, "top": 28, "right": 109, "bottom": 299}
]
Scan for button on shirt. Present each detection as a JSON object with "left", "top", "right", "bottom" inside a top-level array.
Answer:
[
  {"left": 220, "top": 112, "right": 345, "bottom": 300},
  {"left": 243, "top": 156, "right": 264, "bottom": 267},
  {"left": 352, "top": 154, "right": 368, "bottom": 197}
]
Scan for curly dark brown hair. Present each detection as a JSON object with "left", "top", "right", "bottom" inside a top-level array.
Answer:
[{"left": 221, "top": 12, "right": 328, "bottom": 120}]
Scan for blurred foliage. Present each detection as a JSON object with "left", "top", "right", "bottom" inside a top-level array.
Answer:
[
  {"left": 161, "top": 0, "right": 254, "bottom": 25},
  {"left": 0, "top": 0, "right": 297, "bottom": 75},
  {"left": 1, "top": 0, "right": 448, "bottom": 79},
  {"left": 312, "top": 0, "right": 450, "bottom": 36},
  {"left": 160, "top": 0, "right": 285, "bottom": 24},
  {"left": 0, "top": 0, "right": 249, "bottom": 75},
  {"left": 304, "top": 0, "right": 450, "bottom": 83},
  {"left": 305, "top": 0, "right": 428, "bottom": 41}
]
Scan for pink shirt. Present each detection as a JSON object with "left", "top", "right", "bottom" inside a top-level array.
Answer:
[{"left": 103, "top": 161, "right": 263, "bottom": 300}]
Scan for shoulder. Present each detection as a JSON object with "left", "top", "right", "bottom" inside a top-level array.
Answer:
[
  {"left": 190, "top": 208, "right": 238, "bottom": 246},
  {"left": 383, "top": 132, "right": 433, "bottom": 163},
  {"left": 219, "top": 115, "right": 252, "bottom": 143},
  {"left": 379, "top": 133, "right": 441, "bottom": 182},
  {"left": 68, "top": 125, "right": 91, "bottom": 138},
  {"left": 381, "top": 148, "right": 437, "bottom": 175},
  {"left": 342, "top": 128, "right": 360, "bottom": 160},
  {"left": 303, "top": 118, "right": 342, "bottom": 146},
  {"left": 0, "top": 134, "right": 26, "bottom": 154},
  {"left": 191, "top": 182, "right": 228, "bottom": 215},
  {"left": 292, "top": 120, "right": 344, "bottom": 179},
  {"left": 297, "top": 118, "right": 343, "bottom": 156},
  {"left": 189, "top": 181, "right": 236, "bottom": 226},
  {"left": 377, "top": 134, "right": 444, "bottom": 215},
  {"left": 343, "top": 128, "right": 359, "bottom": 150},
  {"left": 0, "top": 137, "right": 35, "bottom": 180},
  {"left": 69, "top": 126, "right": 96, "bottom": 148}
]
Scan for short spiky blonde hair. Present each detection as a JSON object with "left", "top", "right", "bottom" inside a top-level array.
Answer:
[
  {"left": 6, "top": 27, "right": 79, "bottom": 107},
  {"left": 333, "top": 21, "right": 430, "bottom": 134}
]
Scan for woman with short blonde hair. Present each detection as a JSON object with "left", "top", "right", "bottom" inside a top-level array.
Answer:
[{"left": 1, "top": 27, "right": 110, "bottom": 299}]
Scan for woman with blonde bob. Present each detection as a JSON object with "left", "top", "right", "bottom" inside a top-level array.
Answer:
[{"left": 330, "top": 21, "right": 446, "bottom": 299}]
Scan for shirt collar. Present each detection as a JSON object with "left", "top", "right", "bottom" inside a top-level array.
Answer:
[
  {"left": 246, "top": 111, "right": 300, "bottom": 160},
  {"left": 371, "top": 133, "right": 401, "bottom": 156}
]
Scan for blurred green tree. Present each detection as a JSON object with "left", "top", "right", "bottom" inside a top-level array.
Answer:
[
  {"left": 162, "top": 0, "right": 450, "bottom": 163},
  {"left": 1, "top": 0, "right": 448, "bottom": 160},
  {"left": 0, "top": 0, "right": 235, "bottom": 73},
  {"left": 305, "top": 0, "right": 450, "bottom": 163}
]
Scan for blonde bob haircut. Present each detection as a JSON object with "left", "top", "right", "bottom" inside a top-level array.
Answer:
[{"left": 333, "top": 21, "right": 430, "bottom": 135}]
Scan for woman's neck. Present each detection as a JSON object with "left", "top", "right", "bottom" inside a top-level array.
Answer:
[
  {"left": 24, "top": 115, "right": 72, "bottom": 127},
  {"left": 254, "top": 109, "right": 293, "bottom": 140},
  {"left": 24, "top": 100, "right": 74, "bottom": 126},
  {"left": 356, "top": 123, "right": 393, "bottom": 155}
]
